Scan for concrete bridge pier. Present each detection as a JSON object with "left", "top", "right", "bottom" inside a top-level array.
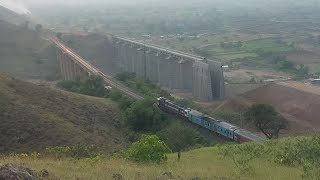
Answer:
[
  {"left": 145, "top": 51, "right": 158, "bottom": 82},
  {"left": 157, "top": 54, "right": 171, "bottom": 87},
  {"left": 57, "top": 49, "right": 90, "bottom": 81},
  {"left": 179, "top": 59, "right": 193, "bottom": 90},
  {"left": 135, "top": 47, "right": 146, "bottom": 78},
  {"left": 168, "top": 57, "right": 181, "bottom": 89},
  {"left": 192, "top": 61, "right": 213, "bottom": 101}
]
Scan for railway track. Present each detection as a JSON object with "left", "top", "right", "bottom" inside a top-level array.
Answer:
[{"left": 49, "top": 37, "right": 144, "bottom": 100}]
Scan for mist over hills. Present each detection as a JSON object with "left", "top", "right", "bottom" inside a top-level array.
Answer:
[{"left": 0, "top": 0, "right": 31, "bottom": 14}]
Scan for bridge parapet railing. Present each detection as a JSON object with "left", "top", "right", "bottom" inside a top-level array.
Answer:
[{"left": 114, "top": 37, "right": 221, "bottom": 64}]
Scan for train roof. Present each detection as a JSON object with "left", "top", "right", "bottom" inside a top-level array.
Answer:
[
  {"left": 234, "top": 129, "right": 267, "bottom": 141},
  {"left": 159, "top": 97, "right": 183, "bottom": 106},
  {"left": 217, "top": 121, "right": 239, "bottom": 131},
  {"left": 189, "top": 110, "right": 204, "bottom": 116}
]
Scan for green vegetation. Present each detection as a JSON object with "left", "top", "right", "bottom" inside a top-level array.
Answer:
[
  {"left": 307, "top": 63, "right": 320, "bottom": 76},
  {"left": 57, "top": 75, "right": 108, "bottom": 97},
  {"left": 126, "top": 135, "right": 171, "bottom": 163},
  {"left": 125, "top": 99, "right": 169, "bottom": 132},
  {"left": 214, "top": 110, "right": 241, "bottom": 124},
  {"left": 56, "top": 74, "right": 209, "bottom": 152},
  {"left": 220, "top": 136, "right": 320, "bottom": 178},
  {"left": 44, "top": 145, "right": 102, "bottom": 160},
  {"left": 0, "top": 74, "right": 127, "bottom": 153},
  {"left": 115, "top": 71, "right": 171, "bottom": 98},
  {"left": 158, "top": 123, "right": 206, "bottom": 152},
  {"left": 244, "top": 104, "right": 288, "bottom": 139},
  {"left": 244, "top": 39, "right": 291, "bottom": 52},
  {"left": 4, "top": 136, "right": 320, "bottom": 179}
]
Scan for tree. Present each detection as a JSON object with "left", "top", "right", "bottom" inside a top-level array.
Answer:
[
  {"left": 56, "top": 32, "right": 63, "bottom": 39},
  {"left": 126, "top": 135, "right": 171, "bottom": 163},
  {"left": 295, "top": 64, "right": 310, "bottom": 80},
  {"left": 125, "top": 99, "right": 168, "bottom": 132},
  {"left": 279, "top": 60, "right": 295, "bottom": 71},
  {"left": 236, "top": 41, "right": 243, "bottom": 48},
  {"left": 57, "top": 75, "right": 108, "bottom": 97},
  {"left": 35, "top": 24, "right": 42, "bottom": 32},
  {"left": 80, "top": 75, "right": 108, "bottom": 97},
  {"left": 244, "top": 104, "right": 288, "bottom": 139},
  {"left": 158, "top": 123, "right": 205, "bottom": 152}
]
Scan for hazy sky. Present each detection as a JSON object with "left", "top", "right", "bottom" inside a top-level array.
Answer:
[{"left": 1, "top": 0, "right": 320, "bottom": 15}]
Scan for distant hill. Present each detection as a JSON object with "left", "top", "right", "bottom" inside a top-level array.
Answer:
[
  {"left": 0, "top": 74, "right": 128, "bottom": 153},
  {"left": 0, "top": 6, "right": 58, "bottom": 80}
]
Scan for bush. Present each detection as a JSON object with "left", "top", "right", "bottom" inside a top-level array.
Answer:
[
  {"left": 214, "top": 110, "right": 241, "bottom": 124},
  {"left": 219, "top": 136, "right": 320, "bottom": 178},
  {"left": 158, "top": 123, "right": 206, "bottom": 152},
  {"left": 115, "top": 71, "right": 172, "bottom": 99},
  {"left": 126, "top": 135, "right": 171, "bottom": 163},
  {"left": 118, "top": 96, "right": 134, "bottom": 110},
  {"left": 125, "top": 99, "right": 169, "bottom": 132},
  {"left": 115, "top": 71, "right": 136, "bottom": 82},
  {"left": 57, "top": 75, "right": 108, "bottom": 97},
  {"left": 219, "top": 143, "right": 265, "bottom": 175},
  {"left": 109, "top": 91, "right": 123, "bottom": 101},
  {"left": 44, "top": 144, "right": 102, "bottom": 159}
]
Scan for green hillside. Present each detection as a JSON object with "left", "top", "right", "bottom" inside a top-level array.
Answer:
[
  {"left": 0, "top": 74, "right": 128, "bottom": 153},
  {"left": 2, "top": 135, "right": 320, "bottom": 179},
  {"left": 0, "top": 8, "right": 58, "bottom": 80}
]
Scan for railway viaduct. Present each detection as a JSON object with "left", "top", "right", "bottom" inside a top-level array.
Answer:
[
  {"left": 54, "top": 35, "right": 225, "bottom": 101},
  {"left": 111, "top": 36, "right": 225, "bottom": 101},
  {"left": 52, "top": 36, "right": 144, "bottom": 100}
]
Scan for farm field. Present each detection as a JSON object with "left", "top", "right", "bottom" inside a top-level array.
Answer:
[{"left": 244, "top": 39, "right": 292, "bottom": 52}]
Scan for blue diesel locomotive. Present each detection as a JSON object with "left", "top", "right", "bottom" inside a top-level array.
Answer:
[{"left": 157, "top": 97, "right": 266, "bottom": 143}]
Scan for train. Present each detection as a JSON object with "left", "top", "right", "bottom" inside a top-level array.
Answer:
[{"left": 157, "top": 97, "right": 266, "bottom": 143}]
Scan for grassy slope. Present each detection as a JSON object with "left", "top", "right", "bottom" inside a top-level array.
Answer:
[
  {"left": 0, "top": 141, "right": 301, "bottom": 180},
  {"left": 0, "top": 9, "right": 58, "bottom": 80},
  {"left": 0, "top": 74, "right": 128, "bottom": 153}
]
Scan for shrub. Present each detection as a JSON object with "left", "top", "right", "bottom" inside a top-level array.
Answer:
[
  {"left": 109, "top": 91, "right": 123, "bottom": 101},
  {"left": 158, "top": 123, "right": 206, "bottom": 152},
  {"left": 114, "top": 71, "right": 172, "bottom": 99},
  {"left": 57, "top": 75, "right": 108, "bottom": 97},
  {"left": 219, "top": 136, "right": 320, "bottom": 178},
  {"left": 44, "top": 144, "right": 102, "bottom": 159},
  {"left": 115, "top": 71, "right": 136, "bottom": 82},
  {"left": 125, "top": 99, "right": 169, "bottom": 132},
  {"left": 126, "top": 135, "right": 171, "bottom": 163},
  {"left": 118, "top": 96, "right": 134, "bottom": 110},
  {"left": 219, "top": 143, "right": 265, "bottom": 175},
  {"left": 214, "top": 110, "right": 241, "bottom": 124}
]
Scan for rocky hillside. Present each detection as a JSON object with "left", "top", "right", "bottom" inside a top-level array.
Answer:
[{"left": 0, "top": 74, "right": 128, "bottom": 153}]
